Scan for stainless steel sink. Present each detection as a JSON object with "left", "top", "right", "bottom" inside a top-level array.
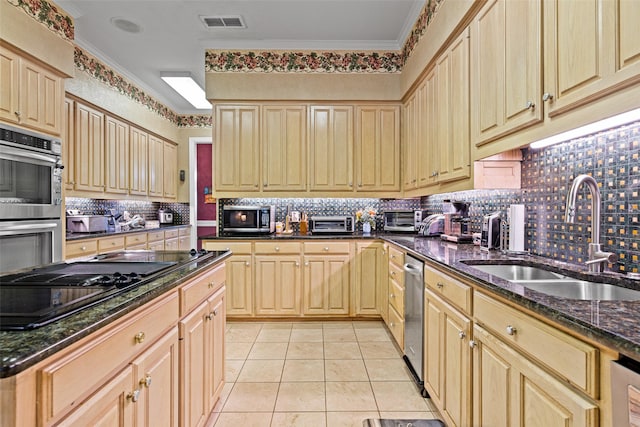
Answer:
[{"left": 464, "top": 262, "right": 640, "bottom": 301}]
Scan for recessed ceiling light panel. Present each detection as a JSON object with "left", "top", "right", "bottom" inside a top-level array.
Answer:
[
  {"left": 160, "top": 72, "right": 211, "bottom": 110},
  {"left": 110, "top": 17, "right": 143, "bottom": 34},
  {"left": 200, "top": 15, "right": 246, "bottom": 29}
]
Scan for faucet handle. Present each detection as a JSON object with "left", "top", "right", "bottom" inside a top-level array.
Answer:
[{"left": 586, "top": 251, "right": 618, "bottom": 265}]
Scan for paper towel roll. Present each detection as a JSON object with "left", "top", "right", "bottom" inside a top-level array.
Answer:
[{"left": 508, "top": 204, "right": 526, "bottom": 252}]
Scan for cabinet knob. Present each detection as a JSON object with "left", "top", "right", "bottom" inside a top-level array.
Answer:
[
  {"left": 206, "top": 313, "right": 213, "bottom": 320},
  {"left": 139, "top": 374, "right": 152, "bottom": 388},
  {"left": 304, "top": 261, "right": 309, "bottom": 266},
  {"left": 127, "top": 389, "right": 140, "bottom": 402},
  {"left": 469, "top": 340, "right": 477, "bottom": 349},
  {"left": 526, "top": 100, "right": 535, "bottom": 110},
  {"left": 264, "top": 182, "right": 268, "bottom": 187},
  {"left": 245, "top": 261, "right": 250, "bottom": 266},
  {"left": 295, "top": 261, "right": 300, "bottom": 267},
  {"left": 389, "top": 322, "right": 394, "bottom": 327},
  {"left": 391, "top": 271, "right": 395, "bottom": 276},
  {"left": 14, "top": 111, "right": 21, "bottom": 118},
  {"left": 275, "top": 246, "right": 280, "bottom": 252},
  {"left": 213, "top": 309, "right": 218, "bottom": 316},
  {"left": 323, "top": 247, "right": 329, "bottom": 251},
  {"left": 459, "top": 331, "right": 466, "bottom": 340},
  {"left": 134, "top": 332, "right": 146, "bottom": 344},
  {"left": 542, "top": 92, "right": 553, "bottom": 102},
  {"left": 208, "top": 281, "right": 215, "bottom": 288},
  {"left": 506, "top": 325, "right": 517, "bottom": 336},
  {"left": 358, "top": 183, "right": 362, "bottom": 187},
  {"left": 81, "top": 246, "right": 86, "bottom": 251},
  {"left": 436, "top": 282, "right": 444, "bottom": 289},
  {"left": 390, "top": 293, "right": 395, "bottom": 298}
]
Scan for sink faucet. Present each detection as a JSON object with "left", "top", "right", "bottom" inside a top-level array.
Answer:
[{"left": 564, "top": 174, "right": 617, "bottom": 272}]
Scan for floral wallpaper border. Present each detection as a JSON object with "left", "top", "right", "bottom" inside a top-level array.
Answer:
[
  {"left": 74, "top": 47, "right": 212, "bottom": 128},
  {"left": 205, "top": 0, "right": 444, "bottom": 73},
  {"left": 6, "top": 0, "right": 74, "bottom": 41}
]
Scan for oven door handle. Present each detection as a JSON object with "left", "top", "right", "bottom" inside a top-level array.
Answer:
[
  {"left": 0, "top": 144, "right": 59, "bottom": 165},
  {"left": 0, "top": 222, "right": 59, "bottom": 233}
]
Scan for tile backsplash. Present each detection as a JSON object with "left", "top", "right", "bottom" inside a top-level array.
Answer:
[{"left": 65, "top": 198, "right": 190, "bottom": 225}]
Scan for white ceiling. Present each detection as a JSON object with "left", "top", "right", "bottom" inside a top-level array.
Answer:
[{"left": 57, "top": 0, "right": 426, "bottom": 115}]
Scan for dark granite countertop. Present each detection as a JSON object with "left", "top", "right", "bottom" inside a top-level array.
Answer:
[
  {"left": 0, "top": 250, "right": 231, "bottom": 378},
  {"left": 199, "top": 231, "right": 384, "bottom": 240},
  {"left": 66, "top": 224, "right": 191, "bottom": 241},
  {"left": 383, "top": 235, "right": 640, "bottom": 361}
]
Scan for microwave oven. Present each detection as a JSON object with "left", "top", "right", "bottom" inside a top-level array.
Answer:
[
  {"left": 309, "top": 216, "right": 354, "bottom": 234},
  {"left": 222, "top": 205, "right": 275, "bottom": 234},
  {"left": 383, "top": 210, "right": 428, "bottom": 232}
]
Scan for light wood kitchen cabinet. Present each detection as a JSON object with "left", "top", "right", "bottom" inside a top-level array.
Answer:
[
  {"left": 65, "top": 239, "right": 98, "bottom": 259},
  {"left": 472, "top": 324, "right": 598, "bottom": 427},
  {"left": 62, "top": 98, "right": 75, "bottom": 191},
  {"left": 163, "top": 140, "right": 177, "bottom": 199},
  {"left": 178, "top": 227, "right": 191, "bottom": 250},
  {"left": 309, "top": 105, "right": 354, "bottom": 192},
  {"left": 424, "top": 287, "right": 472, "bottom": 427},
  {"left": 147, "top": 230, "right": 165, "bottom": 251},
  {"left": 355, "top": 105, "right": 400, "bottom": 192},
  {"left": 471, "top": 0, "right": 543, "bottom": 146},
  {"left": 302, "top": 241, "right": 351, "bottom": 315},
  {"left": 74, "top": 102, "right": 105, "bottom": 193},
  {"left": 125, "top": 233, "right": 148, "bottom": 250},
  {"left": 254, "top": 242, "right": 302, "bottom": 316},
  {"left": 354, "top": 241, "right": 385, "bottom": 315},
  {"left": 379, "top": 244, "right": 390, "bottom": 324},
  {"left": 164, "top": 229, "right": 179, "bottom": 251},
  {"left": 105, "top": 115, "right": 130, "bottom": 195},
  {"left": 201, "top": 241, "right": 254, "bottom": 316},
  {"left": 0, "top": 45, "right": 63, "bottom": 136},
  {"left": 214, "top": 105, "right": 260, "bottom": 192},
  {"left": 420, "top": 70, "right": 439, "bottom": 188},
  {"left": 261, "top": 105, "right": 307, "bottom": 191},
  {"left": 98, "top": 235, "right": 126, "bottom": 254},
  {"left": 179, "top": 287, "right": 225, "bottom": 427},
  {"left": 148, "top": 135, "right": 164, "bottom": 198},
  {"left": 129, "top": 126, "right": 148, "bottom": 196},
  {"left": 386, "top": 244, "right": 405, "bottom": 347},
  {"left": 402, "top": 91, "right": 418, "bottom": 190}
]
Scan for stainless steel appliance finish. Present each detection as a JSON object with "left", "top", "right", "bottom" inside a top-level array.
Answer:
[
  {"left": 417, "top": 214, "right": 445, "bottom": 236},
  {"left": 66, "top": 215, "right": 109, "bottom": 233},
  {"left": 480, "top": 211, "right": 502, "bottom": 250},
  {"left": 158, "top": 208, "right": 173, "bottom": 224},
  {"left": 222, "top": 205, "right": 275, "bottom": 234},
  {"left": 611, "top": 357, "right": 640, "bottom": 427},
  {"left": 309, "top": 216, "right": 354, "bottom": 234},
  {"left": 403, "top": 254, "right": 428, "bottom": 397},
  {"left": 0, "top": 124, "right": 63, "bottom": 220},
  {"left": 0, "top": 219, "right": 62, "bottom": 274},
  {"left": 383, "top": 210, "right": 428, "bottom": 232}
]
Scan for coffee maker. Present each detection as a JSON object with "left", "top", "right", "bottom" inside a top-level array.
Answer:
[{"left": 440, "top": 200, "right": 473, "bottom": 243}]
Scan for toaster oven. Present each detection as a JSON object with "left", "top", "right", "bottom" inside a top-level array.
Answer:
[
  {"left": 383, "top": 210, "right": 428, "bottom": 232},
  {"left": 309, "top": 216, "right": 354, "bottom": 234}
]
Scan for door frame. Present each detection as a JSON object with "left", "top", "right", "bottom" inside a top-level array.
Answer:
[{"left": 188, "top": 136, "right": 215, "bottom": 249}]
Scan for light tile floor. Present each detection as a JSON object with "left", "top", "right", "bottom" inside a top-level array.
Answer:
[{"left": 211, "top": 320, "right": 441, "bottom": 427}]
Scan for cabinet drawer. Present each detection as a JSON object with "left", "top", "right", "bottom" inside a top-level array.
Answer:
[
  {"left": 148, "top": 240, "right": 164, "bottom": 251},
  {"left": 202, "top": 241, "right": 252, "bottom": 255},
  {"left": 65, "top": 240, "right": 98, "bottom": 259},
  {"left": 125, "top": 233, "right": 147, "bottom": 247},
  {"left": 39, "top": 291, "right": 179, "bottom": 424},
  {"left": 388, "top": 245, "right": 405, "bottom": 268},
  {"left": 474, "top": 291, "right": 598, "bottom": 397},
  {"left": 255, "top": 241, "right": 301, "bottom": 254},
  {"left": 164, "top": 238, "right": 179, "bottom": 251},
  {"left": 303, "top": 241, "right": 351, "bottom": 254},
  {"left": 147, "top": 230, "right": 165, "bottom": 242},
  {"left": 180, "top": 263, "right": 226, "bottom": 315},
  {"left": 388, "top": 261, "right": 404, "bottom": 285},
  {"left": 388, "top": 305, "right": 404, "bottom": 348},
  {"left": 389, "top": 277, "right": 404, "bottom": 315},
  {"left": 97, "top": 236, "right": 125, "bottom": 253},
  {"left": 164, "top": 229, "right": 179, "bottom": 239},
  {"left": 179, "top": 226, "right": 191, "bottom": 236},
  {"left": 424, "top": 265, "right": 472, "bottom": 315}
]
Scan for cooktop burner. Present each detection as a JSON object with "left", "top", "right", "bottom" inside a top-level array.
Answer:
[{"left": 0, "top": 250, "right": 214, "bottom": 330}]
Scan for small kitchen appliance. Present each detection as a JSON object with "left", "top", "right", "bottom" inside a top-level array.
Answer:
[
  {"left": 158, "top": 208, "right": 174, "bottom": 224},
  {"left": 481, "top": 211, "right": 502, "bottom": 250},
  {"left": 383, "top": 210, "right": 429, "bottom": 232},
  {"left": 222, "top": 205, "right": 275, "bottom": 234},
  {"left": 440, "top": 201, "right": 473, "bottom": 243},
  {"left": 417, "top": 214, "right": 445, "bottom": 236},
  {"left": 309, "top": 216, "right": 354, "bottom": 234},
  {"left": 66, "top": 215, "right": 109, "bottom": 233}
]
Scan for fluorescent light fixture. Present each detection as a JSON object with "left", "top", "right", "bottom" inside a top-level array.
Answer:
[
  {"left": 160, "top": 72, "right": 211, "bottom": 109},
  {"left": 530, "top": 107, "right": 640, "bottom": 149}
]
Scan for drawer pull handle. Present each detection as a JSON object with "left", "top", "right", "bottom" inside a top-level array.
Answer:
[
  {"left": 525, "top": 100, "right": 535, "bottom": 110},
  {"left": 389, "top": 322, "right": 394, "bottom": 327},
  {"left": 390, "top": 293, "right": 395, "bottom": 298},
  {"left": 140, "top": 374, "right": 152, "bottom": 388},
  {"left": 208, "top": 281, "right": 215, "bottom": 288},
  {"left": 437, "top": 282, "right": 444, "bottom": 289},
  {"left": 206, "top": 313, "right": 213, "bottom": 320},
  {"left": 469, "top": 340, "right": 477, "bottom": 348},
  {"left": 458, "top": 331, "right": 466, "bottom": 340},
  {"left": 275, "top": 247, "right": 280, "bottom": 251},
  {"left": 213, "top": 309, "right": 218, "bottom": 316},
  {"left": 245, "top": 261, "right": 250, "bottom": 266},
  {"left": 127, "top": 389, "right": 140, "bottom": 402},
  {"left": 506, "top": 325, "right": 517, "bottom": 336},
  {"left": 134, "top": 332, "right": 146, "bottom": 344},
  {"left": 81, "top": 246, "right": 86, "bottom": 251},
  {"left": 324, "top": 247, "right": 329, "bottom": 251}
]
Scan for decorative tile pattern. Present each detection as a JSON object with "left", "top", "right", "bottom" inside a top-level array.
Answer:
[
  {"left": 8, "top": 0, "right": 74, "bottom": 41},
  {"left": 65, "top": 197, "right": 190, "bottom": 225}
]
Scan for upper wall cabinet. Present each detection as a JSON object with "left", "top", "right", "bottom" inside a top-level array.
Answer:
[
  {"left": 261, "top": 105, "right": 307, "bottom": 192},
  {"left": 129, "top": 126, "right": 149, "bottom": 196},
  {"left": 309, "top": 105, "right": 354, "bottom": 192},
  {"left": 148, "top": 135, "right": 164, "bottom": 198},
  {"left": 355, "top": 105, "right": 400, "bottom": 192},
  {"left": 163, "top": 140, "right": 178, "bottom": 199},
  {"left": 74, "top": 102, "right": 105, "bottom": 193},
  {"left": 214, "top": 105, "right": 260, "bottom": 192},
  {"left": 471, "top": 0, "right": 543, "bottom": 146},
  {"left": 0, "top": 45, "right": 64, "bottom": 136},
  {"left": 105, "top": 116, "right": 130, "bottom": 195}
]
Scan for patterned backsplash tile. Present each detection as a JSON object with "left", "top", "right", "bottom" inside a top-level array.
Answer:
[{"left": 65, "top": 198, "right": 190, "bottom": 225}]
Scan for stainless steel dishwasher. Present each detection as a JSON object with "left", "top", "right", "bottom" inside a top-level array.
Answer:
[{"left": 403, "top": 254, "right": 428, "bottom": 397}]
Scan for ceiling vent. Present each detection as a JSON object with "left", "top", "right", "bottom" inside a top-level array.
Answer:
[{"left": 200, "top": 15, "right": 246, "bottom": 29}]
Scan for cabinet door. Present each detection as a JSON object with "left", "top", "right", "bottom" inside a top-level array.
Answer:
[
  {"left": 105, "top": 116, "right": 130, "bottom": 194},
  {"left": 207, "top": 289, "right": 226, "bottom": 409},
  {"left": 421, "top": 70, "right": 439, "bottom": 188},
  {"left": 225, "top": 255, "right": 254, "bottom": 316},
  {"left": 354, "top": 241, "right": 383, "bottom": 315},
  {"left": 471, "top": 0, "right": 542, "bottom": 145},
  {"left": 303, "top": 255, "right": 350, "bottom": 315},
  {"left": 262, "top": 105, "right": 307, "bottom": 191},
  {"left": 472, "top": 325, "right": 598, "bottom": 427},
  {"left": 75, "top": 102, "right": 104, "bottom": 193},
  {"left": 129, "top": 126, "right": 148, "bottom": 195},
  {"left": 0, "top": 46, "right": 20, "bottom": 124},
  {"left": 255, "top": 255, "right": 302, "bottom": 316},
  {"left": 56, "top": 366, "right": 135, "bottom": 427},
  {"left": 133, "top": 327, "right": 179, "bottom": 427},
  {"left": 215, "top": 105, "right": 260, "bottom": 191},
  {"left": 402, "top": 94, "right": 418, "bottom": 190},
  {"left": 355, "top": 105, "right": 400, "bottom": 192},
  {"left": 163, "top": 141, "right": 177, "bottom": 199},
  {"left": 62, "top": 98, "right": 75, "bottom": 191},
  {"left": 19, "top": 57, "right": 63, "bottom": 136},
  {"left": 309, "top": 105, "right": 354, "bottom": 192},
  {"left": 148, "top": 135, "right": 164, "bottom": 197}
]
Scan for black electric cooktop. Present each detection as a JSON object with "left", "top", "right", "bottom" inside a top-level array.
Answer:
[{"left": 0, "top": 250, "right": 212, "bottom": 330}]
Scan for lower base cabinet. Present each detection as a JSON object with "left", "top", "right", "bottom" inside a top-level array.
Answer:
[
  {"left": 255, "top": 255, "right": 302, "bottom": 315},
  {"left": 472, "top": 324, "right": 598, "bottom": 427}
]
